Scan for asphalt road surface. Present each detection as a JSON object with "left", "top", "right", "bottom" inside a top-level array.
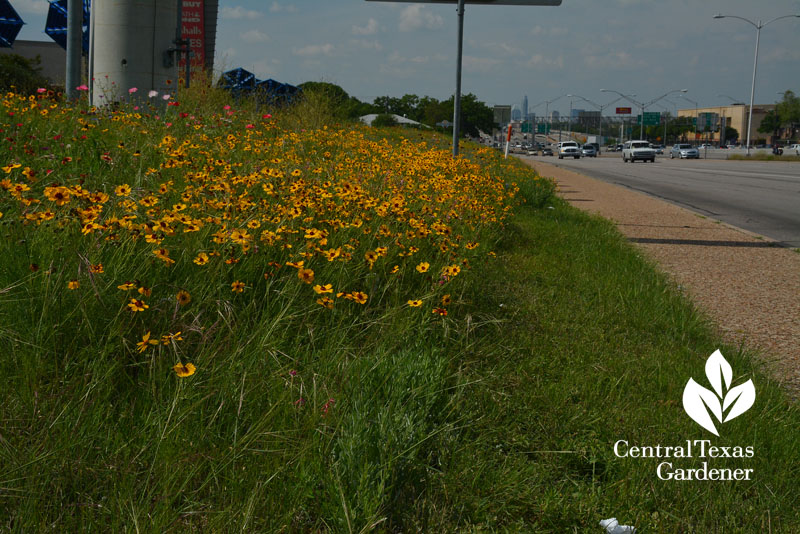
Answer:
[{"left": 523, "top": 154, "right": 800, "bottom": 248}]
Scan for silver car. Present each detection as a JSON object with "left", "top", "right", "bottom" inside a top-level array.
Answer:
[
  {"left": 670, "top": 144, "right": 700, "bottom": 159},
  {"left": 581, "top": 145, "right": 597, "bottom": 157}
]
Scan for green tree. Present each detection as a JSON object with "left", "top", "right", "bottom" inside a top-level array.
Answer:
[
  {"left": 440, "top": 93, "right": 493, "bottom": 137},
  {"left": 758, "top": 110, "right": 781, "bottom": 136},
  {"left": 371, "top": 113, "right": 398, "bottom": 127},
  {"left": 0, "top": 54, "right": 51, "bottom": 94}
]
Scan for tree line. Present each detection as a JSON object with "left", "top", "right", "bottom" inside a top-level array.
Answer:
[{"left": 297, "top": 82, "right": 494, "bottom": 137}]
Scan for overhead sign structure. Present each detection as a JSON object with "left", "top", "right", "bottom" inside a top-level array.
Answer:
[
  {"left": 616, "top": 107, "right": 632, "bottom": 115},
  {"left": 367, "top": 0, "right": 562, "bottom": 156}
]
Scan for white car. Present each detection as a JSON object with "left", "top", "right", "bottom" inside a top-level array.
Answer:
[
  {"left": 787, "top": 144, "right": 800, "bottom": 155},
  {"left": 558, "top": 141, "right": 581, "bottom": 159},
  {"left": 622, "top": 140, "right": 656, "bottom": 163}
]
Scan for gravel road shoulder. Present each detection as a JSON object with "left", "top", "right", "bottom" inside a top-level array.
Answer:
[{"left": 525, "top": 159, "right": 800, "bottom": 397}]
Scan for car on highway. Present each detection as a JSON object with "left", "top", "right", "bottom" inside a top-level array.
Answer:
[
  {"left": 622, "top": 140, "right": 656, "bottom": 163},
  {"left": 558, "top": 141, "right": 581, "bottom": 159},
  {"left": 652, "top": 144, "right": 664, "bottom": 154},
  {"left": 670, "top": 143, "right": 700, "bottom": 159},
  {"left": 541, "top": 147, "right": 554, "bottom": 156},
  {"left": 581, "top": 145, "right": 597, "bottom": 157},
  {"left": 787, "top": 144, "right": 800, "bottom": 155}
]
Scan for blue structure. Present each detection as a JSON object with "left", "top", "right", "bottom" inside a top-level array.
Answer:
[
  {"left": 44, "top": 0, "right": 90, "bottom": 52},
  {"left": 221, "top": 68, "right": 300, "bottom": 104},
  {"left": 0, "top": 0, "right": 24, "bottom": 48}
]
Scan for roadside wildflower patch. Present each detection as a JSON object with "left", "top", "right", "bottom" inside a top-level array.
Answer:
[
  {"left": 0, "top": 89, "right": 553, "bottom": 369},
  {"left": 0, "top": 87, "right": 556, "bottom": 529}
]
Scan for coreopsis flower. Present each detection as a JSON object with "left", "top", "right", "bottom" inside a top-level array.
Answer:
[
  {"left": 313, "top": 284, "right": 333, "bottom": 294},
  {"left": 432, "top": 307, "right": 448, "bottom": 316},
  {"left": 316, "top": 296, "right": 334, "bottom": 309},
  {"left": 352, "top": 291, "right": 368, "bottom": 305},
  {"left": 117, "top": 282, "right": 135, "bottom": 291},
  {"left": 193, "top": 252, "right": 209, "bottom": 265},
  {"left": 138, "top": 286, "right": 152, "bottom": 297},
  {"left": 67, "top": 280, "right": 80, "bottom": 290},
  {"left": 136, "top": 331, "right": 159, "bottom": 352},
  {"left": 153, "top": 248, "right": 175, "bottom": 265},
  {"left": 173, "top": 362, "right": 196, "bottom": 377},
  {"left": 416, "top": 262, "right": 430, "bottom": 273},
  {"left": 176, "top": 290, "right": 191, "bottom": 306},
  {"left": 297, "top": 268, "right": 315, "bottom": 284},
  {"left": 128, "top": 298, "right": 148, "bottom": 312},
  {"left": 443, "top": 265, "right": 461, "bottom": 277},
  {"left": 407, "top": 299, "right": 423, "bottom": 307},
  {"left": 441, "top": 294, "right": 452, "bottom": 306},
  {"left": 231, "top": 280, "right": 245, "bottom": 293}
]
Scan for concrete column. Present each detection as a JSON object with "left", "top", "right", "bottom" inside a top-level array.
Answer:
[{"left": 91, "top": 0, "right": 179, "bottom": 106}]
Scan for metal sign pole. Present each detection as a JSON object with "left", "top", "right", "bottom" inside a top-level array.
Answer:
[
  {"left": 66, "top": 0, "right": 83, "bottom": 100},
  {"left": 452, "top": 0, "right": 465, "bottom": 157}
]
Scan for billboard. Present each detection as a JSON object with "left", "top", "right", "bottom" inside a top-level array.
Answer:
[
  {"left": 181, "top": 0, "right": 205, "bottom": 69},
  {"left": 616, "top": 107, "right": 632, "bottom": 115}
]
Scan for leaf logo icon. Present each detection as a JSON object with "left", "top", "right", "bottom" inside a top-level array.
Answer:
[{"left": 682, "top": 350, "right": 755, "bottom": 436}]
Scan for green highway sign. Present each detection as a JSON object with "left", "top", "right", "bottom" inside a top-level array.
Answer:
[
  {"left": 636, "top": 112, "right": 661, "bottom": 126},
  {"left": 521, "top": 122, "right": 532, "bottom": 133},
  {"left": 536, "top": 123, "right": 551, "bottom": 134}
]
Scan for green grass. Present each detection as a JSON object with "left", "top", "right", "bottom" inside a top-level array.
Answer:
[
  {"left": 1, "top": 88, "right": 798, "bottom": 532},
  {"left": 727, "top": 153, "right": 800, "bottom": 161},
  {"left": 414, "top": 193, "right": 800, "bottom": 532}
]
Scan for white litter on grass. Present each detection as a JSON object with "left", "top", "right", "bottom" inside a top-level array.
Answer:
[{"left": 599, "top": 517, "right": 636, "bottom": 533}]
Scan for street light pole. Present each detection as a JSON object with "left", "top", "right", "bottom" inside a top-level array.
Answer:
[
  {"left": 569, "top": 94, "right": 629, "bottom": 146},
  {"left": 452, "top": 0, "right": 465, "bottom": 157},
  {"left": 714, "top": 13, "right": 800, "bottom": 156},
  {"left": 601, "top": 88, "right": 686, "bottom": 141}
]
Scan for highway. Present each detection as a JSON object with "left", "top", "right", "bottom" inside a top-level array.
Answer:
[{"left": 522, "top": 154, "right": 800, "bottom": 248}]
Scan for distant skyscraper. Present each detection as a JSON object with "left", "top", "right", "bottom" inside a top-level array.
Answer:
[
  {"left": 522, "top": 95, "right": 528, "bottom": 121},
  {"left": 511, "top": 105, "right": 522, "bottom": 121},
  {"left": 551, "top": 110, "right": 560, "bottom": 121}
]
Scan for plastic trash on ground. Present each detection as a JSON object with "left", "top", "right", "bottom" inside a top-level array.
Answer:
[{"left": 599, "top": 517, "right": 636, "bottom": 534}]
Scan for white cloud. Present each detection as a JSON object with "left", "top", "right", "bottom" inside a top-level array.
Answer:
[
  {"left": 398, "top": 5, "right": 443, "bottom": 32},
  {"left": 463, "top": 55, "right": 503, "bottom": 72},
  {"left": 529, "top": 25, "right": 568, "bottom": 37},
  {"left": 242, "top": 30, "right": 270, "bottom": 43},
  {"left": 526, "top": 54, "right": 564, "bottom": 69},
  {"left": 293, "top": 44, "right": 334, "bottom": 57},
  {"left": 220, "top": 6, "right": 263, "bottom": 19},
  {"left": 11, "top": 0, "right": 48, "bottom": 15},
  {"left": 580, "top": 51, "right": 644, "bottom": 70},
  {"left": 270, "top": 2, "right": 297, "bottom": 13},
  {"left": 353, "top": 18, "right": 379, "bottom": 36},
  {"left": 351, "top": 39, "right": 383, "bottom": 51}
]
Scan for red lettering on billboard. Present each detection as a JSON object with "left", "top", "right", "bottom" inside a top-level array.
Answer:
[
  {"left": 616, "top": 107, "right": 632, "bottom": 115},
  {"left": 180, "top": 0, "right": 205, "bottom": 69}
]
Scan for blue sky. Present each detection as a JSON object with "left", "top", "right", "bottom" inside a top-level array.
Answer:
[{"left": 10, "top": 0, "right": 800, "bottom": 115}]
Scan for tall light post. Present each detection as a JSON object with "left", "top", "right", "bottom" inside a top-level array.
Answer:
[
  {"left": 680, "top": 94, "right": 699, "bottom": 144},
  {"left": 544, "top": 94, "right": 567, "bottom": 143},
  {"left": 601, "top": 88, "right": 687, "bottom": 140},
  {"left": 714, "top": 13, "right": 800, "bottom": 156}
]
